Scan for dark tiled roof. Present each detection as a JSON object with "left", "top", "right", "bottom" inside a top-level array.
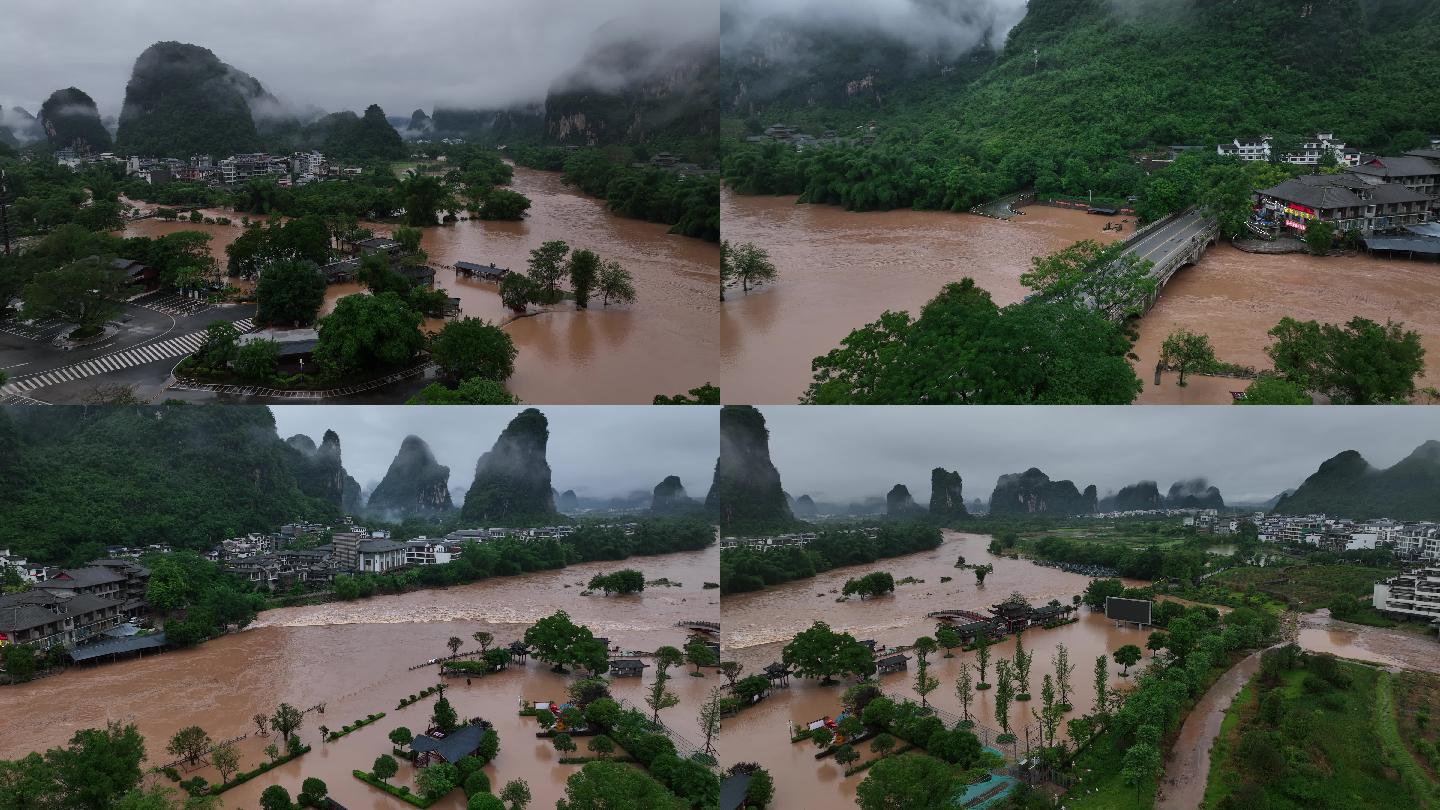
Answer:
[
  {"left": 1352, "top": 155, "right": 1440, "bottom": 178},
  {"left": 357, "top": 539, "right": 408, "bottom": 554},
  {"left": 1259, "top": 174, "right": 1431, "bottom": 211},
  {"left": 1363, "top": 235, "right": 1440, "bottom": 255},
  {"left": 69, "top": 632, "right": 168, "bottom": 662},
  {"left": 720, "top": 774, "right": 751, "bottom": 810},
  {"left": 43, "top": 567, "right": 126, "bottom": 590},
  {"left": 409, "top": 723, "right": 488, "bottom": 763}
]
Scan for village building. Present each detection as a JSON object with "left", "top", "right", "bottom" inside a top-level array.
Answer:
[
  {"left": 1217, "top": 132, "right": 1359, "bottom": 166},
  {"left": 1255, "top": 173, "right": 1432, "bottom": 235},
  {"left": 609, "top": 658, "right": 647, "bottom": 677},
  {"left": 356, "top": 539, "right": 408, "bottom": 573},
  {"left": 1373, "top": 566, "right": 1440, "bottom": 629},
  {"left": 875, "top": 652, "right": 909, "bottom": 674},
  {"left": 0, "top": 590, "right": 125, "bottom": 650},
  {"left": 1348, "top": 154, "right": 1440, "bottom": 203}
]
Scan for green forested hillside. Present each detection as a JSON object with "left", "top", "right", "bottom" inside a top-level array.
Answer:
[
  {"left": 0, "top": 406, "right": 340, "bottom": 564},
  {"left": 1274, "top": 440, "right": 1440, "bottom": 519},
  {"left": 722, "top": 0, "right": 1440, "bottom": 212},
  {"left": 115, "top": 42, "right": 267, "bottom": 157}
]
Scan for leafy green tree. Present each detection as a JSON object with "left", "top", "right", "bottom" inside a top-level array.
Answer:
[
  {"left": 500, "top": 273, "right": 537, "bottom": 313},
  {"left": 418, "top": 761, "right": 459, "bottom": 800},
  {"left": 255, "top": 259, "right": 325, "bottom": 326},
  {"left": 804, "top": 279, "right": 1142, "bottom": 404},
  {"left": 472, "top": 631, "right": 493, "bottom": 652},
  {"left": 994, "top": 659, "right": 1014, "bottom": 736},
  {"left": 587, "top": 735, "right": 615, "bottom": 758},
  {"left": 686, "top": 637, "right": 718, "bottom": 674},
  {"left": 526, "top": 240, "right": 570, "bottom": 302},
  {"left": 523, "top": 610, "right": 608, "bottom": 674},
  {"left": 587, "top": 569, "right": 645, "bottom": 595},
  {"left": 973, "top": 631, "right": 992, "bottom": 689},
  {"left": 1053, "top": 644, "right": 1075, "bottom": 710},
  {"left": 166, "top": 726, "right": 211, "bottom": 768},
  {"left": 357, "top": 252, "right": 411, "bottom": 296},
  {"left": 21, "top": 255, "right": 128, "bottom": 339},
  {"left": 1121, "top": 741, "right": 1161, "bottom": 787},
  {"left": 597, "top": 259, "right": 636, "bottom": 306},
  {"left": 870, "top": 733, "right": 896, "bottom": 756},
  {"left": 45, "top": 722, "right": 147, "bottom": 810},
  {"left": 653, "top": 383, "right": 720, "bottom": 404},
  {"left": 469, "top": 794, "right": 506, "bottom": 810},
  {"left": 478, "top": 188, "right": 532, "bottom": 220},
  {"left": 211, "top": 743, "right": 239, "bottom": 785},
  {"left": 725, "top": 241, "right": 777, "bottom": 294},
  {"left": 430, "top": 318, "right": 517, "bottom": 382},
  {"left": 400, "top": 171, "right": 454, "bottom": 227},
  {"left": 314, "top": 291, "right": 424, "bottom": 374},
  {"left": 567, "top": 249, "right": 600, "bottom": 309},
  {"left": 432, "top": 694, "right": 459, "bottom": 733},
  {"left": 781, "top": 621, "right": 875, "bottom": 684},
  {"left": 0, "top": 644, "right": 39, "bottom": 682},
  {"left": 232, "top": 339, "right": 280, "bottom": 381},
  {"left": 270, "top": 703, "right": 304, "bottom": 743},
  {"left": 499, "top": 778, "right": 532, "bottom": 810},
  {"left": 372, "top": 753, "right": 398, "bottom": 783},
  {"left": 1021, "top": 240, "right": 1156, "bottom": 318},
  {"left": 1304, "top": 220, "right": 1335, "bottom": 256},
  {"left": 646, "top": 669, "right": 680, "bottom": 722},
  {"left": 833, "top": 744, "right": 859, "bottom": 768},
  {"left": 1160, "top": 328, "right": 1217, "bottom": 386},
  {"left": 260, "top": 784, "right": 293, "bottom": 810},
  {"left": 552, "top": 733, "right": 577, "bottom": 757},
  {"left": 1266, "top": 316, "right": 1425, "bottom": 404},
  {"left": 557, "top": 760, "right": 686, "bottom": 810},
  {"left": 1114, "top": 644, "right": 1143, "bottom": 676},
  {"left": 408, "top": 378, "right": 520, "bottom": 404},
  {"left": 300, "top": 777, "right": 328, "bottom": 806},
  {"left": 855, "top": 754, "right": 961, "bottom": 810},
  {"left": 955, "top": 667, "right": 975, "bottom": 724}
]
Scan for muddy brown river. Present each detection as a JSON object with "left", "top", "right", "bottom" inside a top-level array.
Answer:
[
  {"left": 0, "top": 547, "right": 717, "bottom": 809},
  {"left": 1134, "top": 245, "right": 1440, "bottom": 404},
  {"left": 123, "top": 166, "right": 719, "bottom": 403},
  {"left": 718, "top": 532, "right": 1421, "bottom": 808},
  {"left": 718, "top": 192, "right": 1128, "bottom": 404},
  {"left": 721, "top": 192, "right": 1440, "bottom": 405}
]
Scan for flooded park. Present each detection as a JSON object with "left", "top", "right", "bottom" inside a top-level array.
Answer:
[
  {"left": 718, "top": 530, "right": 1430, "bottom": 808},
  {"left": 0, "top": 546, "right": 718, "bottom": 809},
  {"left": 122, "top": 165, "right": 719, "bottom": 404}
]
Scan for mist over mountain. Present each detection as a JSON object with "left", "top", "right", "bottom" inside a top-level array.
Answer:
[
  {"left": 285, "top": 430, "right": 364, "bottom": 516},
  {"left": 1165, "top": 478, "right": 1226, "bottom": 509},
  {"left": 707, "top": 405, "right": 796, "bottom": 533},
  {"left": 115, "top": 42, "right": 275, "bottom": 156},
  {"left": 461, "top": 409, "right": 560, "bottom": 525},
  {"left": 366, "top": 435, "right": 454, "bottom": 520},
  {"left": 929, "top": 467, "right": 968, "bottom": 523},
  {"left": 1274, "top": 440, "right": 1440, "bottom": 520},
  {"left": 39, "top": 87, "right": 111, "bottom": 150},
  {"left": 1098, "top": 480, "right": 1163, "bottom": 512},
  {"left": 988, "top": 468, "right": 1091, "bottom": 517},
  {"left": 651, "top": 475, "right": 699, "bottom": 515}
]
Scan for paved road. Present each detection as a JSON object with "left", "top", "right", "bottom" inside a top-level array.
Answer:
[
  {"left": 0, "top": 301, "right": 256, "bottom": 402},
  {"left": 1122, "top": 208, "right": 1215, "bottom": 272}
]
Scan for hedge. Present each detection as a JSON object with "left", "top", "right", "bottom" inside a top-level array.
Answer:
[
  {"left": 353, "top": 770, "right": 437, "bottom": 808},
  {"left": 209, "top": 744, "right": 312, "bottom": 794},
  {"left": 327, "top": 712, "right": 387, "bottom": 742},
  {"left": 398, "top": 686, "right": 442, "bottom": 710}
]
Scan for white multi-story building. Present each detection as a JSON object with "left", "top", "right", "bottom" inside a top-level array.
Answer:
[
  {"left": 1218, "top": 132, "right": 1360, "bottom": 166},
  {"left": 1373, "top": 566, "right": 1440, "bottom": 626}
]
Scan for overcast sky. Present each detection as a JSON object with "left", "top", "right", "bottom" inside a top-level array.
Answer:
[
  {"left": 271, "top": 406, "right": 717, "bottom": 499},
  {"left": 759, "top": 407, "right": 1440, "bottom": 505},
  {"left": 0, "top": 0, "right": 716, "bottom": 119},
  {"left": 723, "top": 0, "right": 1027, "bottom": 55}
]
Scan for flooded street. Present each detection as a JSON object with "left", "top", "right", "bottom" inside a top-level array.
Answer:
[
  {"left": 718, "top": 193, "right": 1127, "bottom": 403},
  {"left": 123, "top": 166, "right": 719, "bottom": 403},
  {"left": 0, "top": 547, "right": 717, "bottom": 809},
  {"left": 1155, "top": 648, "right": 1265, "bottom": 810},
  {"left": 1134, "top": 246, "right": 1440, "bottom": 404}
]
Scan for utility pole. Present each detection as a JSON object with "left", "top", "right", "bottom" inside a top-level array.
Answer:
[{"left": 0, "top": 169, "right": 11, "bottom": 256}]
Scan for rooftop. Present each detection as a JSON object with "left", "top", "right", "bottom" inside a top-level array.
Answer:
[
  {"left": 1259, "top": 174, "right": 1431, "bottom": 210},
  {"left": 409, "top": 722, "right": 489, "bottom": 763}
]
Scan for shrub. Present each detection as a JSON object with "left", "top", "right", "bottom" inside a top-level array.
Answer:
[{"left": 463, "top": 770, "right": 491, "bottom": 797}]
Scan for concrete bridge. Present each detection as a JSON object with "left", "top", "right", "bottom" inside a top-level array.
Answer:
[
  {"left": 677, "top": 620, "right": 719, "bottom": 635},
  {"left": 1119, "top": 206, "right": 1220, "bottom": 313}
]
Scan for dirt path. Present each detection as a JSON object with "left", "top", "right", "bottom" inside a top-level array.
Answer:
[{"left": 1154, "top": 649, "right": 1266, "bottom": 810}]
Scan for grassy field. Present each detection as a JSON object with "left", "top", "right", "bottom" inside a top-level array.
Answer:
[
  {"left": 1064, "top": 733, "right": 1158, "bottom": 810},
  {"left": 1201, "top": 678, "right": 1259, "bottom": 809},
  {"left": 1208, "top": 564, "right": 1398, "bottom": 612},
  {"left": 1201, "top": 658, "right": 1432, "bottom": 810},
  {"left": 1396, "top": 670, "right": 1440, "bottom": 782}
]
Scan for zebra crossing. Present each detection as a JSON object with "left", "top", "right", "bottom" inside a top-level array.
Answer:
[
  {"left": 0, "top": 319, "right": 254, "bottom": 396},
  {"left": 133, "top": 293, "right": 215, "bottom": 317},
  {"left": 0, "top": 317, "right": 68, "bottom": 342}
]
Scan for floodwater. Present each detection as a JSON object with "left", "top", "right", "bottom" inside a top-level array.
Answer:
[
  {"left": 0, "top": 547, "right": 718, "bottom": 809},
  {"left": 718, "top": 532, "right": 1423, "bottom": 807},
  {"left": 1134, "top": 245, "right": 1440, "bottom": 404},
  {"left": 123, "top": 166, "right": 719, "bottom": 403},
  {"left": 718, "top": 192, "right": 1127, "bottom": 403},
  {"left": 1155, "top": 648, "right": 1265, "bottom": 810},
  {"left": 719, "top": 532, "right": 1149, "bottom": 807}
]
